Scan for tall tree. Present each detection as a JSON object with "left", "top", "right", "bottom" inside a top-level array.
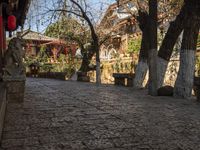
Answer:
[
  {"left": 157, "top": 0, "right": 196, "bottom": 88},
  {"left": 68, "top": 0, "right": 101, "bottom": 84},
  {"left": 148, "top": 0, "right": 158, "bottom": 96},
  {"left": 174, "top": 0, "right": 200, "bottom": 98},
  {"left": 116, "top": 0, "right": 182, "bottom": 89},
  {"left": 115, "top": 0, "right": 150, "bottom": 89},
  {"left": 39, "top": 0, "right": 112, "bottom": 84},
  {"left": 133, "top": 10, "right": 149, "bottom": 88}
]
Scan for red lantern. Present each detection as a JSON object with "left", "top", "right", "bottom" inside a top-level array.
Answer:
[{"left": 7, "top": 15, "right": 16, "bottom": 31}]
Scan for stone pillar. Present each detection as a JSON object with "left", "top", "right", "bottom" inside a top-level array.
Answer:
[
  {"left": 5, "top": 80, "right": 25, "bottom": 103},
  {"left": 3, "top": 37, "right": 26, "bottom": 103}
]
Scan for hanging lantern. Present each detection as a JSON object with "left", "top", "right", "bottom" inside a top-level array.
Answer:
[{"left": 7, "top": 15, "right": 16, "bottom": 31}]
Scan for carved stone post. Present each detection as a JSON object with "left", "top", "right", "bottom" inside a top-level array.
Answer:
[{"left": 3, "top": 37, "right": 26, "bottom": 103}]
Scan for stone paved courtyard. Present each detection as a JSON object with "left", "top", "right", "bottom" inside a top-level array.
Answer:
[{"left": 1, "top": 78, "right": 200, "bottom": 150}]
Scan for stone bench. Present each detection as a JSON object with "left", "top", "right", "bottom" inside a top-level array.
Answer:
[{"left": 113, "top": 73, "right": 135, "bottom": 87}]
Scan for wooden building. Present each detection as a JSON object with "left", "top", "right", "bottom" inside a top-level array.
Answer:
[
  {"left": 99, "top": 0, "right": 140, "bottom": 60},
  {"left": 99, "top": 0, "right": 182, "bottom": 60},
  {"left": 21, "top": 30, "right": 65, "bottom": 57},
  {"left": 19, "top": 30, "right": 77, "bottom": 63}
]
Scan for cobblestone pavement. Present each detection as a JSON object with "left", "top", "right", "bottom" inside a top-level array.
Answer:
[{"left": 1, "top": 78, "right": 200, "bottom": 150}]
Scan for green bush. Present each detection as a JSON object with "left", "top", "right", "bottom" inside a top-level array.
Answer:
[
  {"left": 24, "top": 46, "right": 80, "bottom": 75},
  {"left": 127, "top": 38, "right": 141, "bottom": 54}
]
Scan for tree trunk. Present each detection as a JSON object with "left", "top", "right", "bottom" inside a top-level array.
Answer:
[
  {"left": 92, "top": 34, "right": 101, "bottom": 85},
  {"left": 157, "top": 0, "right": 199, "bottom": 88},
  {"left": 79, "top": 43, "right": 101, "bottom": 85},
  {"left": 148, "top": 0, "right": 158, "bottom": 96},
  {"left": 70, "top": 0, "right": 101, "bottom": 84},
  {"left": 134, "top": 58, "right": 148, "bottom": 88},
  {"left": 79, "top": 42, "right": 96, "bottom": 73},
  {"left": 157, "top": 32, "right": 183, "bottom": 88},
  {"left": 96, "top": 47, "right": 101, "bottom": 85},
  {"left": 0, "top": 6, "right": 3, "bottom": 80},
  {"left": 79, "top": 51, "right": 94, "bottom": 73},
  {"left": 133, "top": 11, "right": 149, "bottom": 88},
  {"left": 174, "top": 15, "right": 200, "bottom": 99}
]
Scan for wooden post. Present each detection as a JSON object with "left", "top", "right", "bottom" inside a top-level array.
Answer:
[{"left": 148, "top": 0, "right": 158, "bottom": 96}]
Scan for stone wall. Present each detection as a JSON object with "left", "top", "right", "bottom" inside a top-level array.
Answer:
[
  {"left": 88, "top": 57, "right": 136, "bottom": 84},
  {"left": 0, "top": 83, "right": 7, "bottom": 141},
  {"left": 38, "top": 72, "right": 67, "bottom": 80},
  {"left": 88, "top": 56, "right": 180, "bottom": 87},
  {"left": 27, "top": 72, "right": 69, "bottom": 80}
]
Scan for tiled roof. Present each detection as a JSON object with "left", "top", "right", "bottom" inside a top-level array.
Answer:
[{"left": 21, "top": 30, "right": 58, "bottom": 41}]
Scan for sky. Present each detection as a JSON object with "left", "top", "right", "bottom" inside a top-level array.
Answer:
[{"left": 24, "top": 0, "right": 116, "bottom": 33}]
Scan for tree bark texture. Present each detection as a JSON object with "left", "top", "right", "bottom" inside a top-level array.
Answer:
[
  {"left": 148, "top": 0, "right": 158, "bottom": 96},
  {"left": 174, "top": 11, "right": 200, "bottom": 99},
  {"left": 79, "top": 48, "right": 95, "bottom": 73},
  {"left": 134, "top": 58, "right": 148, "bottom": 88},
  {"left": 133, "top": 11, "right": 150, "bottom": 88},
  {"left": 157, "top": 0, "right": 200, "bottom": 87},
  {"left": 174, "top": 49, "right": 196, "bottom": 99},
  {"left": 156, "top": 56, "right": 168, "bottom": 88},
  {"left": 95, "top": 42, "right": 101, "bottom": 85},
  {"left": 0, "top": 6, "right": 3, "bottom": 80}
]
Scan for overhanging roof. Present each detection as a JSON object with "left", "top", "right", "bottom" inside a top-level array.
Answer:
[
  {"left": 1, "top": 0, "right": 31, "bottom": 30},
  {"left": 21, "top": 30, "right": 59, "bottom": 42}
]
